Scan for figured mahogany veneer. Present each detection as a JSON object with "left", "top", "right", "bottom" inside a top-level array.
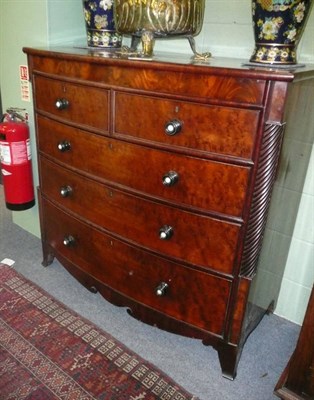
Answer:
[
  {"left": 40, "top": 158, "right": 241, "bottom": 275},
  {"left": 34, "top": 75, "right": 110, "bottom": 133},
  {"left": 114, "top": 91, "right": 260, "bottom": 159},
  {"left": 42, "top": 197, "right": 231, "bottom": 335},
  {"left": 24, "top": 47, "right": 314, "bottom": 380},
  {"left": 37, "top": 115, "right": 250, "bottom": 217}
]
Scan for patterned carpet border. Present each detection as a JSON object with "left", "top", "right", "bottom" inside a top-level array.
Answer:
[{"left": 0, "top": 263, "right": 198, "bottom": 400}]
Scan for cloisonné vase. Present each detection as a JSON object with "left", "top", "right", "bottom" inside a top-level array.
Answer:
[
  {"left": 83, "top": 0, "right": 122, "bottom": 48},
  {"left": 250, "top": 0, "right": 313, "bottom": 64}
]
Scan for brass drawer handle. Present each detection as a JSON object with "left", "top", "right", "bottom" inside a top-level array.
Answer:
[
  {"left": 57, "top": 141, "right": 71, "bottom": 152},
  {"left": 162, "top": 171, "right": 179, "bottom": 187},
  {"left": 155, "top": 282, "right": 169, "bottom": 297},
  {"left": 63, "top": 235, "right": 75, "bottom": 247},
  {"left": 159, "top": 225, "right": 173, "bottom": 240},
  {"left": 164, "top": 119, "right": 182, "bottom": 136},
  {"left": 55, "top": 98, "right": 69, "bottom": 110},
  {"left": 60, "top": 186, "right": 72, "bottom": 198}
]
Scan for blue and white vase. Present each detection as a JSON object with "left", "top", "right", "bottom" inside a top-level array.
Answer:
[
  {"left": 83, "top": 0, "right": 122, "bottom": 48},
  {"left": 250, "top": 0, "right": 313, "bottom": 64}
]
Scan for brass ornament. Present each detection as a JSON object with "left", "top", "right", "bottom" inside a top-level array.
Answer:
[{"left": 114, "top": 0, "right": 210, "bottom": 58}]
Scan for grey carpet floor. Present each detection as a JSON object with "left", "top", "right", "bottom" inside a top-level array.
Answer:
[{"left": 0, "top": 186, "right": 300, "bottom": 400}]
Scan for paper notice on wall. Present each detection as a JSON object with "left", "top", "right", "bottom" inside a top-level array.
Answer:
[{"left": 19, "top": 65, "right": 30, "bottom": 102}]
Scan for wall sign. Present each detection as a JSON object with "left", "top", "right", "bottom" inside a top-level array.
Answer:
[{"left": 19, "top": 65, "right": 30, "bottom": 102}]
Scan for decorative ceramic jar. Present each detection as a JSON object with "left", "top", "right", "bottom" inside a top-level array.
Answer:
[
  {"left": 114, "top": 0, "right": 205, "bottom": 57},
  {"left": 83, "top": 0, "right": 122, "bottom": 48},
  {"left": 250, "top": 0, "right": 313, "bottom": 64}
]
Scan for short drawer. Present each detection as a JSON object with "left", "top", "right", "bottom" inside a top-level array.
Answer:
[
  {"left": 41, "top": 197, "right": 231, "bottom": 336},
  {"left": 40, "top": 158, "right": 241, "bottom": 274},
  {"left": 114, "top": 92, "right": 260, "bottom": 159},
  {"left": 33, "top": 74, "right": 109, "bottom": 132},
  {"left": 37, "top": 116, "right": 250, "bottom": 217}
]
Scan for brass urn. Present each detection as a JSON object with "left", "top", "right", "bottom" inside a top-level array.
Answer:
[{"left": 114, "top": 0, "right": 206, "bottom": 57}]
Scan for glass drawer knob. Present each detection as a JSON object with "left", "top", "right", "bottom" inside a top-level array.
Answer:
[
  {"left": 164, "top": 119, "right": 182, "bottom": 136},
  {"left": 162, "top": 171, "right": 179, "bottom": 187},
  {"left": 159, "top": 225, "right": 173, "bottom": 240},
  {"left": 63, "top": 235, "right": 75, "bottom": 247},
  {"left": 55, "top": 98, "right": 69, "bottom": 110},
  {"left": 155, "top": 282, "right": 169, "bottom": 296},
  {"left": 60, "top": 186, "right": 72, "bottom": 198},
  {"left": 57, "top": 141, "right": 71, "bottom": 152}
]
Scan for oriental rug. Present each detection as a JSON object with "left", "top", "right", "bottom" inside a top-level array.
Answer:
[{"left": 0, "top": 263, "right": 198, "bottom": 400}]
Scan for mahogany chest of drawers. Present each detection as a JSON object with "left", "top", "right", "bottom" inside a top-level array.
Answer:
[{"left": 23, "top": 47, "right": 314, "bottom": 380}]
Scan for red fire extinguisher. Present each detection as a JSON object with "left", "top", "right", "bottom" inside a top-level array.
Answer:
[{"left": 0, "top": 108, "right": 35, "bottom": 210}]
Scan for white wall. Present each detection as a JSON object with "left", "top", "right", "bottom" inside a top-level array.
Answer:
[
  {"left": 275, "top": 148, "right": 314, "bottom": 324},
  {"left": 154, "top": 0, "right": 314, "bottom": 64},
  {"left": 0, "top": 0, "right": 86, "bottom": 237},
  {"left": 0, "top": 0, "right": 50, "bottom": 238}
]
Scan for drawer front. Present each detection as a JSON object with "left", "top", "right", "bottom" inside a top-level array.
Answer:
[
  {"left": 41, "top": 197, "right": 231, "bottom": 335},
  {"left": 114, "top": 92, "right": 260, "bottom": 159},
  {"left": 37, "top": 116, "right": 250, "bottom": 217},
  {"left": 40, "top": 158, "right": 241, "bottom": 274},
  {"left": 28, "top": 52, "right": 267, "bottom": 105},
  {"left": 34, "top": 75, "right": 109, "bottom": 132}
]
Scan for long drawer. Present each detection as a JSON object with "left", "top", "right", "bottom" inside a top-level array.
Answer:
[
  {"left": 114, "top": 91, "right": 260, "bottom": 160},
  {"left": 37, "top": 115, "right": 250, "bottom": 217},
  {"left": 41, "top": 197, "right": 232, "bottom": 336},
  {"left": 40, "top": 157, "right": 241, "bottom": 275},
  {"left": 33, "top": 74, "right": 110, "bottom": 132}
]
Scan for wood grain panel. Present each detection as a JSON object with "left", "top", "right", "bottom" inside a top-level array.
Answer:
[
  {"left": 37, "top": 115, "right": 250, "bottom": 218},
  {"left": 41, "top": 197, "right": 231, "bottom": 335},
  {"left": 40, "top": 157, "right": 241, "bottom": 274},
  {"left": 28, "top": 55, "right": 267, "bottom": 105},
  {"left": 114, "top": 92, "right": 260, "bottom": 159},
  {"left": 34, "top": 75, "right": 109, "bottom": 133}
]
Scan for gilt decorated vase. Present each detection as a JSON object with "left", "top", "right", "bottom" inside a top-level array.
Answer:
[
  {"left": 250, "top": 0, "right": 313, "bottom": 64},
  {"left": 83, "top": 0, "right": 122, "bottom": 48}
]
